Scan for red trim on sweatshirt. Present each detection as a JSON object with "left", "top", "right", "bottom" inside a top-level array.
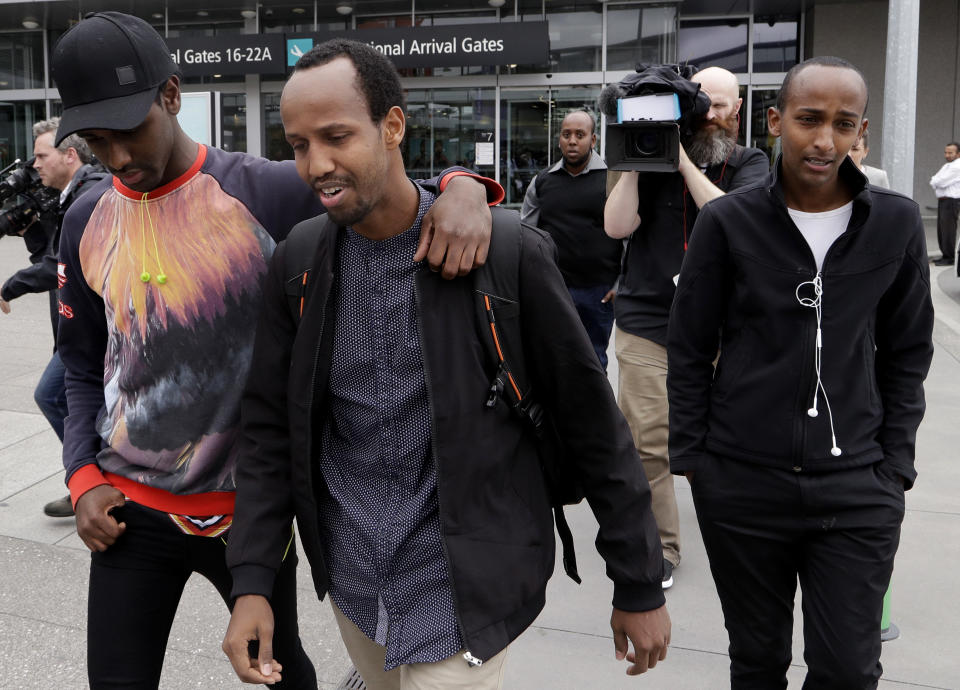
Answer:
[
  {"left": 112, "top": 144, "right": 208, "bottom": 200},
  {"left": 68, "top": 465, "right": 235, "bottom": 516}
]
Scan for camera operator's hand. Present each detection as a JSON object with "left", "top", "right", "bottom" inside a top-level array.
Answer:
[
  {"left": 75, "top": 484, "right": 126, "bottom": 552},
  {"left": 0, "top": 298, "right": 10, "bottom": 314}
]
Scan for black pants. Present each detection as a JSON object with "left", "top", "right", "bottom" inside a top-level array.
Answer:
[
  {"left": 936, "top": 196, "right": 960, "bottom": 261},
  {"left": 691, "top": 456, "right": 904, "bottom": 690},
  {"left": 87, "top": 502, "right": 317, "bottom": 689}
]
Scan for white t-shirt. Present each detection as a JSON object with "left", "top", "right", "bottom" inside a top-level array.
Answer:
[{"left": 788, "top": 201, "right": 853, "bottom": 271}]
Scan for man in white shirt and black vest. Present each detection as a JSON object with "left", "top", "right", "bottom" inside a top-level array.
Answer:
[{"left": 929, "top": 141, "right": 960, "bottom": 266}]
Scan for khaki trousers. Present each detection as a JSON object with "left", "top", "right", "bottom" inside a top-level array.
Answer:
[
  {"left": 331, "top": 600, "right": 509, "bottom": 690},
  {"left": 614, "top": 327, "right": 680, "bottom": 566}
]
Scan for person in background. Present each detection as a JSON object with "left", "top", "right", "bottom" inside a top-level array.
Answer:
[
  {"left": 848, "top": 129, "right": 889, "bottom": 188},
  {"left": 521, "top": 108, "right": 622, "bottom": 370},
  {"left": 929, "top": 141, "right": 960, "bottom": 266},
  {"left": 0, "top": 117, "right": 106, "bottom": 518}
]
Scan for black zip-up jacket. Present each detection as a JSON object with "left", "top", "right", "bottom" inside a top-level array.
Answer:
[
  {"left": 667, "top": 157, "right": 933, "bottom": 489},
  {"left": 227, "top": 214, "right": 665, "bottom": 663}
]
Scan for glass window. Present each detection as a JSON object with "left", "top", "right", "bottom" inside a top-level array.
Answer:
[
  {"left": 0, "top": 100, "right": 46, "bottom": 169},
  {"left": 0, "top": 32, "right": 44, "bottom": 90},
  {"left": 752, "top": 18, "right": 798, "bottom": 73},
  {"left": 509, "top": 3, "right": 602, "bottom": 74},
  {"left": 404, "top": 87, "right": 496, "bottom": 181},
  {"left": 263, "top": 92, "right": 290, "bottom": 161},
  {"left": 606, "top": 4, "right": 677, "bottom": 71},
  {"left": 262, "top": 4, "right": 339, "bottom": 33},
  {"left": 221, "top": 93, "right": 246, "bottom": 153},
  {"left": 503, "top": 0, "right": 545, "bottom": 22},
  {"left": 500, "top": 88, "right": 549, "bottom": 206},
  {"left": 678, "top": 17, "right": 748, "bottom": 74},
  {"left": 749, "top": 87, "right": 779, "bottom": 166}
]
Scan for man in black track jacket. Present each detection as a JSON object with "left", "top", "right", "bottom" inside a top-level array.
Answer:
[
  {"left": 667, "top": 57, "right": 933, "bottom": 688},
  {"left": 224, "top": 40, "right": 670, "bottom": 689}
]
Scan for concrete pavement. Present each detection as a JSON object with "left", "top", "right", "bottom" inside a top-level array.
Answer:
[{"left": 1, "top": 229, "right": 959, "bottom": 689}]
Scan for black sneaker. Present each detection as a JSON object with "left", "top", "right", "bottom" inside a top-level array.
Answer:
[
  {"left": 43, "top": 495, "right": 74, "bottom": 518},
  {"left": 662, "top": 559, "right": 674, "bottom": 589},
  {"left": 934, "top": 257, "right": 955, "bottom": 266}
]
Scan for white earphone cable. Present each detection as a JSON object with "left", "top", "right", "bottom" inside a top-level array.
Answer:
[{"left": 795, "top": 274, "right": 842, "bottom": 457}]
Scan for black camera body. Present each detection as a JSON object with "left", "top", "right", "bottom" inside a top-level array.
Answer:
[
  {"left": 604, "top": 121, "right": 679, "bottom": 173},
  {"left": 599, "top": 64, "right": 710, "bottom": 173},
  {"left": 0, "top": 160, "right": 59, "bottom": 237}
]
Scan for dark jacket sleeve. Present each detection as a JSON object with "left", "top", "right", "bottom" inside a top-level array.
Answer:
[
  {"left": 1, "top": 215, "right": 58, "bottom": 301},
  {"left": 666, "top": 204, "right": 729, "bottom": 474},
  {"left": 57, "top": 199, "right": 110, "bottom": 492},
  {"left": 227, "top": 242, "right": 299, "bottom": 599},
  {"left": 873, "top": 206, "right": 934, "bottom": 489},
  {"left": 519, "top": 228, "right": 665, "bottom": 613},
  {"left": 728, "top": 147, "right": 770, "bottom": 190},
  {"left": 1, "top": 253, "right": 58, "bottom": 301}
]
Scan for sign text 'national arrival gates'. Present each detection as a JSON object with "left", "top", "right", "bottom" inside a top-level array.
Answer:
[{"left": 166, "top": 22, "right": 550, "bottom": 77}]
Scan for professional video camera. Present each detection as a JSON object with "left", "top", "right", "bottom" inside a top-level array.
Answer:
[
  {"left": 599, "top": 64, "right": 711, "bottom": 172},
  {"left": 0, "top": 159, "right": 59, "bottom": 237}
]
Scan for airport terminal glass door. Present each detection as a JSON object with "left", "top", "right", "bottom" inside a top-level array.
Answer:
[
  {"left": 499, "top": 85, "right": 601, "bottom": 208},
  {"left": 749, "top": 87, "right": 780, "bottom": 166},
  {"left": 403, "top": 88, "right": 496, "bottom": 183},
  {"left": 0, "top": 101, "right": 44, "bottom": 170}
]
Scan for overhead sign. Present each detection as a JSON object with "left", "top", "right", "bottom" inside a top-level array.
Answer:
[
  {"left": 164, "top": 23, "right": 549, "bottom": 77},
  {"left": 167, "top": 35, "right": 286, "bottom": 77},
  {"left": 287, "top": 22, "right": 549, "bottom": 69}
]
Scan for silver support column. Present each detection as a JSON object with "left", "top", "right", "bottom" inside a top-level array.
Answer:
[
  {"left": 244, "top": 14, "right": 263, "bottom": 157},
  {"left": 881, "top": 0, "right": 920, "bottom": 196},
  {"left": 246, "top": 75, "right": 262, "bottom": 157}
]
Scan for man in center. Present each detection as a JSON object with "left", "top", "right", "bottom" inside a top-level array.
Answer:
[
  {"left": 603, "top": 66, "right": 769, "bottom": 587},
  {"left": 223, "top": 40, "right": 671, "bottom": 688}
]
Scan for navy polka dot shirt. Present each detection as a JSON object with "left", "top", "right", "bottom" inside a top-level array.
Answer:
[{"left": 318, "top": 184, "right": 463, "bottom": 670}]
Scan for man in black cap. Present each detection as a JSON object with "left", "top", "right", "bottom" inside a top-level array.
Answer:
[{"left": 51, "top": 11, "right": 500, "bottom": 688}]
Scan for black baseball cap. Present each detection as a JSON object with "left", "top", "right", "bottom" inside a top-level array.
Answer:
[{"left": 51, "top": 12, "right": 179, "bottom": 146}]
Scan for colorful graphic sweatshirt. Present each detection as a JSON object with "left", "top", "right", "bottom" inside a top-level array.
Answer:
[
  {"left": 58, "top": 143, "right": 499, "bottom": 524},
  {"left": 58, "top": 145, "right": 324, "bottom": 520}
]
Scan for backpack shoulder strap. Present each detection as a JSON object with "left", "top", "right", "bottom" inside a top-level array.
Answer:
[
  {"left": 474, "top": 208, "right": 582, "bottom": 584},
  {"left": 282, "top": 214, "right": 336, "bottom": 323},
  {"left": 474, "top": 206, "right": 522, "bottom": 302},
  {"left": 474, "top": 207, "right": 541, "bottom": 426}
]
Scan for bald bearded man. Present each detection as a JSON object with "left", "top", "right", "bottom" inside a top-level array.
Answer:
[{"left": 604, "top": 67, "right": 769, "bottom": 588}]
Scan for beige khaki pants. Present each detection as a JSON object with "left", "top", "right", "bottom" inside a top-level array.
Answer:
[
  {"left": 614, "top": 327, "right": 680, "bottom": 566},
  {"left": 331, "top": 600, "right": 509, "bottom": 690}
]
